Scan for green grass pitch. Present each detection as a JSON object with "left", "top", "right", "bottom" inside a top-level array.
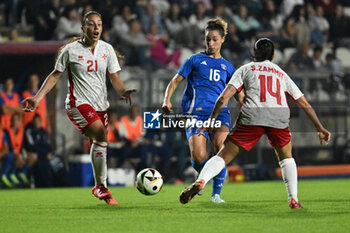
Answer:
[{"left": 1, "top": 178, "right": 349, "bottom": 233}]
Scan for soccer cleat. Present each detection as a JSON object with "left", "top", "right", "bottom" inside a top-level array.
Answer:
[
  {"left": 197, "top": 186, "right": 205, "bottom": 196},
  {"left": 1, "top": 175, "right": 13, "bottom": 188},
  {"left": 92, "top": 185, "right": 118, "bottom": 205},
  {"left": 9, "top": 174, "right": 20, "bottom": 185},
  {"left": 289, "top": 198, "right": 303, "bottom": 209},
  {"left": 179, "top": 179, "right": 205, "bottom": 204},
  {"left": 18, "top": 172, "right": 29, "bottom": 184},
  {"left": 104, "top": 197, "right": 118, "bottom": 205},
  {"left": 210, "top": 194, "right": 226, "bottom": 203}
]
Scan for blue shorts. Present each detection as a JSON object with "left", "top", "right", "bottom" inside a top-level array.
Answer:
[{"left": 185, "top": 111, "right": 231, "bottom": 139}]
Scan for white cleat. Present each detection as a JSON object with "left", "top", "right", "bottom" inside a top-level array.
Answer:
[{"left": 210, "top": 194, "right": 226, "bottom": 203}]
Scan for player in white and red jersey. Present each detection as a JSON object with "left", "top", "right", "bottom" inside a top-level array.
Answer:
[
  {"left": 22, "top": 11, "right": 135, "bottom": 205},
  {"left": 179, "top": 38, "right": 331, "bottom": 209}
]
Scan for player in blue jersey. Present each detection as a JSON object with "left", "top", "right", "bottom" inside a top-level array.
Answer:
[{"left": 162, "top": 18, "right": 241, "bottom": 203}]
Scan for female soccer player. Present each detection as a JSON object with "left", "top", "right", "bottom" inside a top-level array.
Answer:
[
  {"left": 22, "top": 11, "right": 135, "bottom": 205},
  {"left": 179, "top": 38, "right": 331, "bottom": 208},
  {"left": 162, "top": 18, "right": 238, "bottom": 203}
]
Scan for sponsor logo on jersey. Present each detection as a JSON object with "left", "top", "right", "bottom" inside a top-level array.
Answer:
[
  {"left": 221, "top": 64, "right": 227, "bottom": 70},
  {"left": 78, "top": 55, "right": 84, "bottom": 61},
  {"left": 201, "top": 61, "right": 207, "bottom": 65},
  {"left": 102, "top": 54, "right": 107, "bottom": 60},
  {"left": 143, "top": 110, "right": 161, "bottom": 129}
]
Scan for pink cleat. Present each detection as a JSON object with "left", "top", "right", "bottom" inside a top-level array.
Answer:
[
  {"left": 289, "top": 198, "right": 303, "bottom": 209},
  {"left": 92, "top": 185, "right": 118, "bottom": 205},
  {"left": 179, "top": 180, "right": 205, "bottom": 204}
]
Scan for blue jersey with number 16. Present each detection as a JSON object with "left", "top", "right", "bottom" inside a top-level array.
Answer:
[{"left": 178, "top": 53, "right": 235, "bottom": 116}]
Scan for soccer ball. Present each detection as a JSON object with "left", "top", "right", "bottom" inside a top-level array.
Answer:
[{"left": 136, "top": 168, "right": 163, "bottom": 195}]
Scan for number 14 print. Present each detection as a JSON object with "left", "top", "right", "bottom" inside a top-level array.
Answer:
[{"left": 258, "top": 75, "right": 281, "bottom": 105}]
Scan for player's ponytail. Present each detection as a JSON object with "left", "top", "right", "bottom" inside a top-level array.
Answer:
[
  {"left": 205, "top": 18, "right": 228, "bottom": 37},
  {"left": 57, "top": 36, "right": 81, "bottom": 56}
]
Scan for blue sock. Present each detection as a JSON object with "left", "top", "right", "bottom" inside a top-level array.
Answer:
[
  {"left": 212, "top": 166, "right": 227, "bottom": 196},
  {"left": 212, "top": 152, "right": 226, "bottom": 196},
  {"left": 2, "top": 153, "right": 13, "bottom": 175},
  {"left": 191, "top": 157, "right": 207, "bottom": 173},
  {"left": 21, "top": 165, "right": 30, "bottom": 174}
]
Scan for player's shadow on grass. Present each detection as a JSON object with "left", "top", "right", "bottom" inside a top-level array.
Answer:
[
  {"left": 186, "top": 200, "right": 350, "bottom": 218},
  {"left": 70, "top": 203, "right": 174, "bottom": 211},
  {"left": 68, "top": 204, "right": 137, "bottom": 211}
]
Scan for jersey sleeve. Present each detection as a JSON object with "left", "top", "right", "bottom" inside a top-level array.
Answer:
[
  {"left": 228, "top": 66, "right": 244, "bottom": 90},
  {"left": 0, "top": 96, "right": 4, "bottom": 105},
  {"left": 107, "top": 45, "right": 121, "bottom": 74},
  {"left": 284, "top": 73, "right": 304, "bottom": 100},
  {"left": 55, "top": 46, "right": 69, "bottom": 72},
  {"left": 177, "top": 56, "right": 194, "bottom": 79}
]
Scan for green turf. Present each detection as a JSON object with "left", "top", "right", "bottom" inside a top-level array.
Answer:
[{"left": 1, "top": 178, "right": 350, "bottom": 233}]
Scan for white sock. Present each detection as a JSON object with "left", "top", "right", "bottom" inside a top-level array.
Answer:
[
  {"left": 90, "top": 140, "right": 108, "bottom": 187},
  {"left": 279, "top": 158, "right": 298, "bottom": 202},
  {"left": 198, "top": 155, "right": 225, "bottom": 187}
]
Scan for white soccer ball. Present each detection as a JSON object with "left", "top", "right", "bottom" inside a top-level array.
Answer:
[{"left": 136, "top": 168, "right": 163, "bottom": 195}]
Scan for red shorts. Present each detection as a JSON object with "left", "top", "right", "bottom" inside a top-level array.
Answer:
[
  {"left": 228, "top": 124, "right": 291, "bottom": 151},
  {"left": 66, "top": 104, "right": 108, "bottom": 134}
]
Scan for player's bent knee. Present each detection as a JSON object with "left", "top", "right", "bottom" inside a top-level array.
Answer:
[
  {"left": 191, "top": 151, "right": 207, "bottom": 163},
  {"left": 95, "top": 128, "right": 107, "bottom": 142},
  {"left": 85, "top": 121, "right": 107, "bottom": 142}
]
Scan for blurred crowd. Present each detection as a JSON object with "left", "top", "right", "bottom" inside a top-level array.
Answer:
[
  {"left": 2, "top": 0, "right": 350, "bottom": 70},
  {"left": 0, "top": 75, "right": 68, "bottom": 188}
]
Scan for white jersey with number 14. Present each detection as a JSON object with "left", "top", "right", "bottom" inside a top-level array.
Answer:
[{"left": 228, "top": 60, "right": 304, "bottom": 129}]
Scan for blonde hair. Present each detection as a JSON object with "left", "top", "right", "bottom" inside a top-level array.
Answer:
[{"left": 206, "top": 18, "right": 228, "bottom": 37}]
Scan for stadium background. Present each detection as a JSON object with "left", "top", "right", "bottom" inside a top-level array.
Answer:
[{"left": 0, "top": 0, "right": 349, "bottom": 187}]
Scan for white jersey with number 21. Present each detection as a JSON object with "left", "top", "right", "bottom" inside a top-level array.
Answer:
[
  {"left": 55, "top": 39, "right": 121, "bottom": 111},
  {"left": 229, "top": 60, "right": 304, "bottom": 129}
]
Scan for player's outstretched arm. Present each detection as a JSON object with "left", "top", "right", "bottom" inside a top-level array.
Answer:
[
  {"left": 295, "top": 96, "right": 331, "bottom": 145},
  {"left": 109, "top": 72, "right": 136, "bottom": 106},
  {"left": 162, "top": 74, "right": 184, "bottom": 114},
  {"left": 22, "top": 70, "right": 62, "bottom": 112}
]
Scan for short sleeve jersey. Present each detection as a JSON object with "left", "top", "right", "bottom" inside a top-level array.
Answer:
[
  {"left": 229, "top": 60, "right": 303, "bottom": 128},
  {"left": 55, "top": 39, "right": 121, "bottom": 111},
  {"left": 178, "top": 53, "right": 235, "bottom": 116}
]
